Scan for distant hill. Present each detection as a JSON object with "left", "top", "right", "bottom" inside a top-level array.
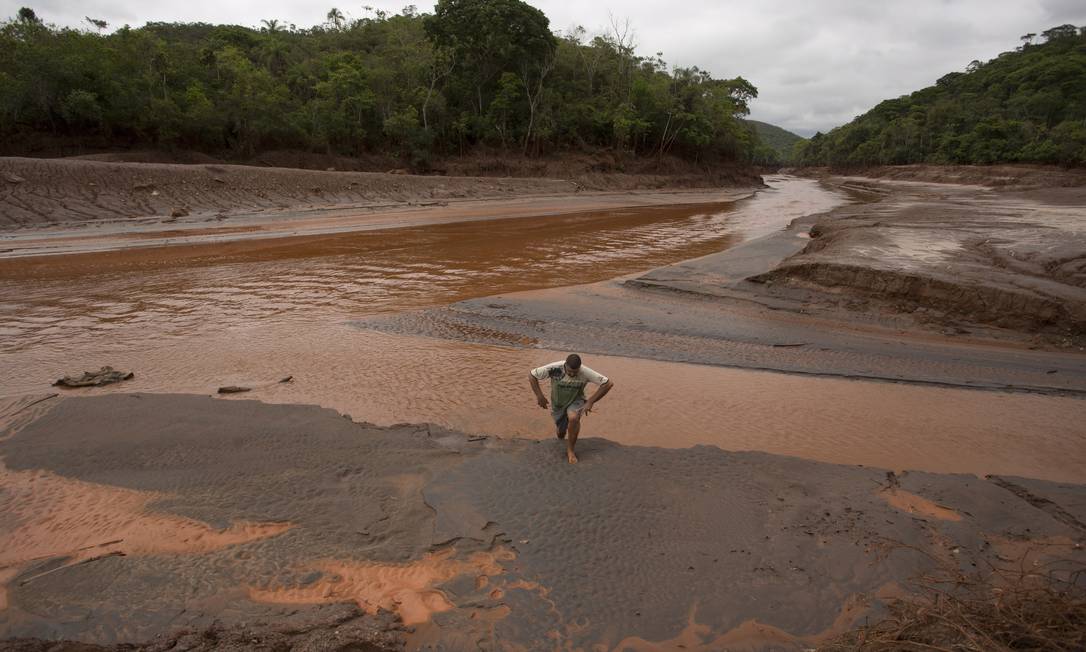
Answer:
[
  {"left": 746, "top": 120, "right": 805, "bottom": 163},
  {"left": 794, "top": 24, "right": 1086, "bottom": 167}
]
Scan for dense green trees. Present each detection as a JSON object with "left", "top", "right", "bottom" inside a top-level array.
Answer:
[
  {"left": 745, "top": 120, "right": 804, "bottom": 164},
  {"left": 0, "top": 1, "right": 761, "bottom": 167},
  {"left": 794, "top": 26, "right": 1086, "bottom": 167}
]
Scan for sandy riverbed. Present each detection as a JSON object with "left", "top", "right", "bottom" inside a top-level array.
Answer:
[{"left": 1, "top": 161, "right": 1084, "bottom": 650}]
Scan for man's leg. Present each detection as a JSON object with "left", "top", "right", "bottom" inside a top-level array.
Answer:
[
  {"left": 554, "top": 412, "right": 568, "bottom": 439},
  {"left": 566, "top": 409, "right": 581, "bottom": 464}
]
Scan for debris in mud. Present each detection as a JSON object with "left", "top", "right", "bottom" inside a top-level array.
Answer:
[
  {"left": 170, "top": 207, "right": 189, "bottom": 218},
  {"left": 217, "top": 386, "right": 251, "bottom": 394},
  {"left": 3, "top": 172, "right": 25, "bottom": 184},
  {"left": 53, "top": 366, "right": 134, "bottom": 388},
  {"left": 279, "top": 376, "right": 293, "bottom": 383},
  {"left": 820, "top": 552, "right": 1086, "bottom": 652}
]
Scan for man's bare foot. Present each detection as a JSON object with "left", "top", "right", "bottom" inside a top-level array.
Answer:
[{"left": 567, "top": 449, "right": 578, "bottom": 464}]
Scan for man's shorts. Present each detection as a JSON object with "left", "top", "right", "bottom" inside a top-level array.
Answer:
[{"left": 552, "top": 398, "right": 586, "bottom": 436}]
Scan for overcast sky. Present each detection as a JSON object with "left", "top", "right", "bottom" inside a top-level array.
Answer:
[{"left": 5, "top": 1, "right": 1085, "bottom": 136}]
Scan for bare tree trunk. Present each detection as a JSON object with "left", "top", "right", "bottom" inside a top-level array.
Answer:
[
  {"left": 658, "top": 112, "right": 672, "bottom": 161},
  {"left": 522, "top": 52, "right": 555, "bottom": 156},
  {"left": 422, "top": 58, "right": 454, "bottom": 131}
]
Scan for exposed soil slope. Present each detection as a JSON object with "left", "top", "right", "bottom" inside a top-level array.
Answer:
[
  {"left": 754, "top": 173, "right": 1086, "bottom": 346},
  {"left": 0, "top": 157, "right": 576, "bottom": 229},
  {"left": 0, "top": 155, "right": 762, "bottom": 231}
]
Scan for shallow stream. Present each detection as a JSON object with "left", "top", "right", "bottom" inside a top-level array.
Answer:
[{"left": 2, "top": 175, "right": 1084, "bottom": 482}]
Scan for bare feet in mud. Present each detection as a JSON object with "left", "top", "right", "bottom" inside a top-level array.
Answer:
[{"left": 567, "top": 449, "right": 579, "bottom": 464}]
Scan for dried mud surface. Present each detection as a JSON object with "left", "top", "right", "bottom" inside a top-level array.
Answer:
[
  {"left": 1, "top": 393, "right": 1083, "bottom": 651},
  {"left": 0, "top": 156, "right": 760, "bottom": 233}
]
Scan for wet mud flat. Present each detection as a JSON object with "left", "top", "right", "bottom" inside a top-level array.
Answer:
[
  {"left": 365, "top": 174, "right": 1086, "bottom": 394},
  {"left": 1, "top": 394, "right": 1084, "bottom": 651}
]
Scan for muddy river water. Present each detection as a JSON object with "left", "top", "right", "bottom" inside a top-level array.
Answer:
[{"left": 2, "top": 176, "right": 1084, "bottom": 482}]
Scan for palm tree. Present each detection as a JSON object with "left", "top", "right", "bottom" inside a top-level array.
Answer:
[
  {"left": 326, "top": 8, "right": 345, "bottom": 30},
  {"left": 261, "top": 19, "right": 281, "bottom": 34}
]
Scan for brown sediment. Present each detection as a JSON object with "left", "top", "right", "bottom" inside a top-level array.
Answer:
[
  {"left": 0, "top": 156, "right": 757, "bottom": 263},
  {"left": 878, "top": 489, "right": 962, "bottom": 522},
  {"left": 0, "top": 199, "right": 744, "bottom": 280},
  {"left": 247, "top": 547, "right": 514, "bottom": 625},
  {"left": 611, "top": 596, "right": 871, "bottom": 651},
  {"left": 0, "top": 464, "right": 291, "bottom": 602}
]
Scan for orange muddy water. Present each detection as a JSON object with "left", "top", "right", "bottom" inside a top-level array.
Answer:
[{"left": 2, "top": 176, "right": 1084, "bottom": 483}]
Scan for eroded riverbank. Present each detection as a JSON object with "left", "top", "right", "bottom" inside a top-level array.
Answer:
[{"left": 4, "top": 176, "right": 1083, "bottom": 480}]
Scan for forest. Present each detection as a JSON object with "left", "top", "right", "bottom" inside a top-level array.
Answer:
[
  {"left": 793, "top": 25, "right": 1086, "bottom": 167},
  {"left": 0, "top": 2, "right": 771, "bottom": 168}
]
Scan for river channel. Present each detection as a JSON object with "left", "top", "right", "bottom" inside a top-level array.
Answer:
[{"left": 2, "top": 175, "right": 1083, "bottom": 482}]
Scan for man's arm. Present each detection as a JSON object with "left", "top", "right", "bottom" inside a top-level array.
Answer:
[
  {"left": 529, "top": 374, "right": 549, "bottom": 409},
  {"left": 584, "top": 379, "right": 614, "bottom": 414}
]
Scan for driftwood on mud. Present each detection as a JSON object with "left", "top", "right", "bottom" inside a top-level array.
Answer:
[
  {"left": 53, "top": 366, "right": 134, "bottom": 388},
  {"left": 216, "top": 386, "right": 251, "bottom": 394}
]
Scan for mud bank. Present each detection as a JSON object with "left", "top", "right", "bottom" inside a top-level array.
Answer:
[
  {"left": 0, "top": 156, "right": 761, "bottom": 232},
  {"left": 748, "top": 176, "right": 1086, "bottom": 348},
  {"left": 1, "top": 393, "right": 1083, "bottom": 650},
  {"left": 789, "top": 164, "right": 1086, "bottom": 190}
]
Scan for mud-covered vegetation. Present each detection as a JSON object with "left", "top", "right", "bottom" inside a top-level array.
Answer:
[
  {"left": 0, "top": 2, "right": 763, "bottom": 168},
  {"left": 820, "top": 553, "right": 1086, "bottom": 652},
  {"left": 794, "top": 25, "right": 1086, "bottom": 167}
]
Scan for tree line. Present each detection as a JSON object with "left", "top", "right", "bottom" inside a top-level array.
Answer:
[
  {"left": 0, "top": 2, "right": 766, "bottom": 168},
  {"left": 793, "top": 25, "right": 1086, "bottom": 167}
]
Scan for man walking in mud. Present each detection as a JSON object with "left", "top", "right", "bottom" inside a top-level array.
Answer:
[{"left": 529, "top": 354, "right": 613, "bottom": 464}]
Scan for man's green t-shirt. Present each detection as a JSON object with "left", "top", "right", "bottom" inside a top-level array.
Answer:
[{"left": 530, "top": 361, "right": 610, "bottom": 413}]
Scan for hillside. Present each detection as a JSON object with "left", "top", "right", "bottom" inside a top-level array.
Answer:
[
  {"left": 794, "top": 24, "right": 1086, "bottom": 167},
  {"left": 746, "top": 119, "right": 805, "bottom": 162}
]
